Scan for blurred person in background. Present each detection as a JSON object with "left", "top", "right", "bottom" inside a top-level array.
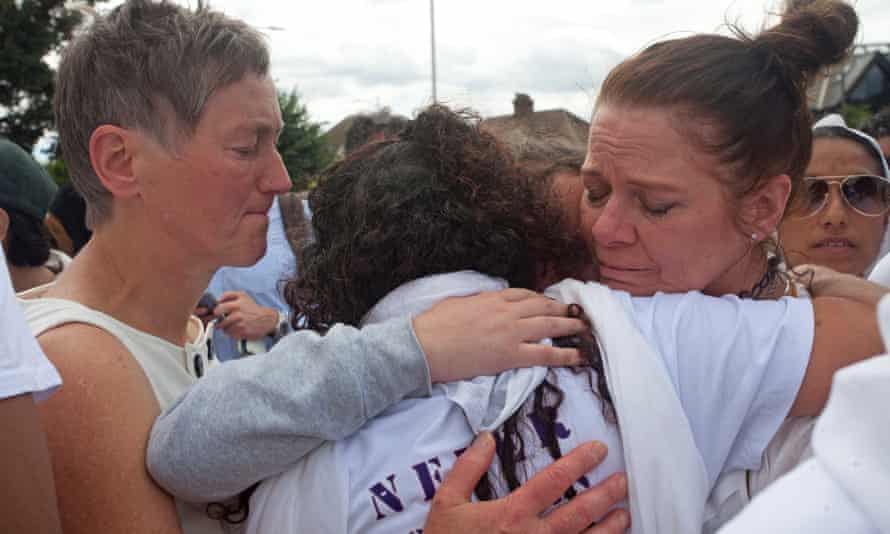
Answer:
[
  {"left": 45, "top": 182, "right": 92, "bottom": 257},
  {"left": 779, "top": 114, "right": 890, "bottom": 278},
  {"left": 862, "top": 108, "right": 890, "bottom": 285},
  {"left": 0, "top": 138, "right": 69, "bottom": 292}
]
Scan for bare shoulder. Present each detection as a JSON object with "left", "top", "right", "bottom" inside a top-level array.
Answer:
[
  {"left": 37, "top": 325, "right": 182, "bottom": 533},
  {"left": 38, "top": 322, "right": 160, "bottom": 418},
  {"left": 37, "top": 321, "right": 161, "bottom": 436}
]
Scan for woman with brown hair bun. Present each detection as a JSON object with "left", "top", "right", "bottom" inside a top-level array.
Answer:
[
  {"left": 582, "top": 0, "right": 858, "bottom": 299},
  {"left": 575, "top": 0, "right": 868, "bottom": 528}
]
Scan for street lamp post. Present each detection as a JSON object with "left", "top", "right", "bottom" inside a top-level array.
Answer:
[{"left": 430, "top": 0, "right": 438, "bottom": 103}]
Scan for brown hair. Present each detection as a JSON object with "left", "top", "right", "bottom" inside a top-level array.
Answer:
[
  {"left": 54, "top": 0, "right": 270, "bottom": 227},
  {"left": 597, "top": 0, "right": 858, "bottom": 201}
]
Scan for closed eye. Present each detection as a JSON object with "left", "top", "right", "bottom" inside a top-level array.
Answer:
[
  {"left": 232, "top": 146, "right": 257, "bottom": 157},
  {"left": 639, "top": 195, "right": 677, "bottom": 217}
]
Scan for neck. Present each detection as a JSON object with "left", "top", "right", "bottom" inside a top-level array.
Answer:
[
  {"left": 704, "top": 245, "right": 777, "bottom": 299},
  {"left": 8, "top": 263, "right": 55, "bottom": 293},
  {"left": 44, "top": 222, "right": 214, "bottom": 345}
]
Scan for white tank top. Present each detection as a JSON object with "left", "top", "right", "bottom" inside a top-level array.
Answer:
[{"left": 19, "top": 287, "right": 222, "bottom": 534}]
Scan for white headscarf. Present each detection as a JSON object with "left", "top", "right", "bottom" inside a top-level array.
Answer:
[{"left": 812, "top": 114, "right": 890, "bottom": 275}]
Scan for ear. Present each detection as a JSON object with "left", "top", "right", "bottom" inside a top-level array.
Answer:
[
  {"left": 738, "top": 174, "right": 792, "bottom": 238},
  {"left": 0, "top": 208, "right": 9, "bottom": 244},
  {"left": 88, "top": 125, "right": 142, "bottom": 200}
]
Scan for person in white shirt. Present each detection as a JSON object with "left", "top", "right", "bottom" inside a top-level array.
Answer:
[
  {"left": 717, "top": 293, "right": 890, "bottom": 534},
  {"left": 0, "top": 247, "right": 63, "bottom": 534},
  {"left": 244, "top": 105, "right": 884, "bottom": 534}
]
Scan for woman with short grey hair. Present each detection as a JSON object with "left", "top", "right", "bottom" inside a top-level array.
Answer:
[{"left": 18, "top": 2, "right": 596, "bottom": 533}]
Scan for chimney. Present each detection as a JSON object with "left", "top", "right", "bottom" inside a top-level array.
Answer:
[{"left": 513, "top": 93, "right": 534, "bottom": 117}]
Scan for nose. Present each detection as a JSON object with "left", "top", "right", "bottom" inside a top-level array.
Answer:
[
  {"left": 261, "top": 149, "right": 293, "bottom": 194},
  {"left": 819, "top": 185, "right": 849, "bottom": 228},
  {"left": 591, "top": 197, "right": 636, "bottom": 247}
]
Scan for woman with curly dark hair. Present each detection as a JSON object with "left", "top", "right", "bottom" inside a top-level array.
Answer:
[{"left": 243, "top": 105, "right": 883, "bottom": 534}]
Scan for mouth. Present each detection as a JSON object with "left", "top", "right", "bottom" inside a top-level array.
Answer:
[
  {"left": 812, "top": 238, "right": 856, "bottom": 249},
  {"left": 598, "top": 260, "right": 653, "bottom": 273},
  {"left": 597, "top": 262, "right": 656, "bottom": 288},
  {"left": 244, "top": 202, "right": 273, "bottom": 217}
]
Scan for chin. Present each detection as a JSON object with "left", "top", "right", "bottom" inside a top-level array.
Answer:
[
  {"left": 221, "top": 244, "right": 268, "bottom": 268},
  {"left": 806, "top": 253, "right": 865, "bottom": 277},
  {"left": 601, "top": 279, "right": 653, "bottom": 296}
]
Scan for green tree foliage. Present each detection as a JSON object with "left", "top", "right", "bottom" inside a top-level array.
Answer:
[
  {"left": 839, "top": 103, "right": 873, "bottom": 130},
  {"left": 0, "top": 0, "right": 99, "bottom": 151},
  {"left": 277, "top": 88, "right": 334, "bottom": 191},
  {"left": 44, "top": 150, "right": 68, "bottom": 186}
]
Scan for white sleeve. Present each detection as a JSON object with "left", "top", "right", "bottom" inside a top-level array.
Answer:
[
  {"left": 0, "top": 251, "right": 61, "bottom": 402},
  {"left": 867, "top": 252, "right": 890, "bottom": 287},
  {"left": 717, "top": 458, "right": 878, "bottom": 534},
  {"left": 621, "top": 292, "right": 813, "bottom": 482}
]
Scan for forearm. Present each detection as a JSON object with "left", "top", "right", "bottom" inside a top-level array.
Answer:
[
  {"left": 2, "top": 394, "right": 62, "bottom": 534},
  {"left": 147, "top": 317, "right": 430, "bottom": 502},
  {"left": 808, "top": 270, "right": 889, "bottom": 306}
]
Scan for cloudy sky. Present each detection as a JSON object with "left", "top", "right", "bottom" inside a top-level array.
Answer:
[{"left": 124, "top": 1, "right": 890, "bottom": 129}]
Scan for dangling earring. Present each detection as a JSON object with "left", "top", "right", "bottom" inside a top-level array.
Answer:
[{"left": 751, "top": 232, "right": 758, "bottom": 242}]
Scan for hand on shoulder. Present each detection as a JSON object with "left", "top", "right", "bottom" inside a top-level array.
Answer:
[{"left": 414, "top": 289, "right": 588, "bottom": 383}]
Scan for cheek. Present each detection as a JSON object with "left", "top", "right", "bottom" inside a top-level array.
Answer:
[
  {"left": 778, "top": 219, "right": 809, "bottom": 251},
  {"left": 643, "top": 218, "right": 739, "bottom": 286},
  {"left": 859, "top": 217, "right": 888, "bottom": 257},
  {"left": 635, "top": 225, "right": 694, "bottom": 276}
]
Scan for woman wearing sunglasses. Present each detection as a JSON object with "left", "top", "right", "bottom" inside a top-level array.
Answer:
[{"left": 779, "top": 114, "right": 890, "bottom": 277}]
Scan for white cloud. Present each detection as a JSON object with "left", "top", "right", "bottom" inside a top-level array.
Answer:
[{"left": 104, "top": 0, "right": 890, "bottom": 127}]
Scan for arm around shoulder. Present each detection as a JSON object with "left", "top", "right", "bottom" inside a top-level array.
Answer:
[
  {"left": 148, "top": 316, "right": 430, "bottom": 502},
  {"left": 790, "top": 296, "right": 885, "bottom": 417},
  {"left": 38, "top": 324, "right": 183, "bottom": 534},
  {"left": 148, "top": 289, "right": 585, "bottom": 503}
]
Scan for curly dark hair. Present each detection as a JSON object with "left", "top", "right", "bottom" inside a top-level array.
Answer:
[
  {"left": 280, "top": 104, "right": 614, "bottom": 505},
  {"left": 285, "top": 105, "right": 591, "bottom": 330}
]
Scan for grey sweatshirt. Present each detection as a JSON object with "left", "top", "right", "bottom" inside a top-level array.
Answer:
[{"left": 146, "top": 317, "right": 430, "bottom": 503}]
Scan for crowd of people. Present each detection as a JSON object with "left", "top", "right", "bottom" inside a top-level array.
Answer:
[{"left": 2, "top": 0, "right": 889, "bottom": 533}]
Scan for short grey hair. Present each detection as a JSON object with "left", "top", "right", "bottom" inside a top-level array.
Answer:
[{"left": 54, "top": 0, "right": 270, "bottom": 227}]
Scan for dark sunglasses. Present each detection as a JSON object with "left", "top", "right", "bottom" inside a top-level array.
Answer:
[{"left": 789, "top": 174, "right": 890, "bottom": 218}]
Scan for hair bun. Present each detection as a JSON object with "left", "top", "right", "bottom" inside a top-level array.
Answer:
[{"left": 753, "top": 0, "right": 858, "bottom": 85}]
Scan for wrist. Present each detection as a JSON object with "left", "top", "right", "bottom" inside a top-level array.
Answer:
[{"left": 266, "top": 310, "right": 290, "bottom": 339}]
